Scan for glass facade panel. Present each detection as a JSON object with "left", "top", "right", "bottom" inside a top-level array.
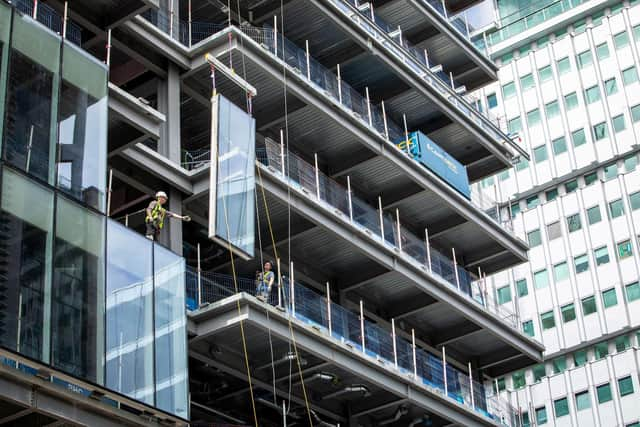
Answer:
[
  {"left": 594, "top": 342, "right": 608, "bottom": 359},
  {"left": 631, "top": 104, "right": 640, "bottom": 122},
  {"left": 596, "top": 42, "right": 610, "bottom": 60},
  {"left": 533, "top": 146, "right": 547, "bottom": 163},
  {"left": 571, "top": 128, "right": 587, "bottom": 147},
  {"left": 574, "top": 254, "right": 589, "bottom": 273},
  {"left": 540, "top": 311, "right": 555, "bottom": 329},
  {"left": 538, "top": 65, "right": 552, "bottom": 82},
  {"left": 623, "top": 67, "right": 638, "bottom": 85},
  {"left": 154, "top": 244, "right": 188, "bottom": 418},
  {"left": 588, "top": 206, "right": 602, "bottom": 225},
  {"left": 577, "top": 50, "right": 592, "bottom": 69},
  {"left": 508, "top": 116, "right": 522, "bottom": 133},
  {"left": 584, "top": 172, "right": 598, "bottom": 186},
  {"left": 609, "top": 199, "right": 625, "bottom": 218},
  {"left": 618, "top": 376, "right": 634, "bottom": 396},
  {"left": 585, "top": 85, "right": 601, "bottom": 104},
  {"left": 576, "top": 391, "right": 591, "bottom": 410},
  {"left": 546, "top": 188, "right": 558, "bottom": 201},
  {"left": 497, "top": 285, "right": 511, "bottom": 304},
  {"left": 502, "top": 81, "right": 516, "bottom": 98},
  {"left": 565, "top": 179, "right": 578, "bottom": 193},
  {"left": 617, "top": 240, "right": 633, "bottom": 259},
  {"left": 564, "top": 92, "right": 578, "bottom": 110},
  {"left": 615, "top": 335, "right": 629, "bottom": 352},
  {"left": 520, "top": 73, "right": 535, "bottom": 90},
  {"left": 597, "top": 383, "right": 612, "bottom": 403},
  {"left": 536, "top": 406, "right": 548, "bottom": 425},
  {"left": 532, "top": 364, "right": 546, "bottom": 382},
  {"left": 57, "top": 42, "right": 108, "bottom": 211},
  {"left": 593, "top": 122, "right": 608, "bottom": 141},
  {"left": 527, "top": 229, "right": 541, "bottom": 247},
  {"left": 212, "top": 95, "right": 256, "bottom": 258},
  {"left": 534, "top": 269, "right": 549, "bottom": 289},
  {"left": 567, "top": 213, "right": 581, "bottom": 232},
  {"left": 527, "top": 108, "right": 541, "bottom": 126},
  {"left": 582, "top": 295, "right": 597, "bottom": 315},
  {"left": 595, "top": 246, "right": 610, "bottom": 265},
  {"left": 630, "top": 192, "right": 640, "bottom": 210},
  {"left": 0, "top": 2, "right": 10, "bottom": 141},
  {"left": 614, "top": 31, "right": 630, "bottom": 49},
  {"left": 552, "top": 357, "right": 566, "bottom": 374},
  {"left": 52, "top": 196, "right": 104, "bottom": 383},
  {"left": 605, "top": 78, "right": 618, "bottom": 95},
  {"left": 625, "top": 282, "right": 640, "bottom": 302},
  {"left": 552, "top": 137, "right": 567, "bottom": 155},
  {"left": 561, "top": 303, "right": 576, "bottom": 323},
  {"left": 516, "top": 278, "right": 528, "bottom": 297},
  {"left": 3, "top": 14, "right": 60, "bottom": 184},
  {"left": 604, "top": 163, "right": 618, "bottom": 180},
  {"left": 554, "top": 262, "right": 569, "bottom": 282},
  {"left": 557, "top": 57, "right": 571, "bottom": 74},
  {"left": 522, "top": 320, "right": 534, "bottom": 337},
  {"left": 0, "top": 168, "right": 53, "bottom": 361},
  {"left": 554, "top": 397, "right": 569, "bottom": 417},
  {"left": 574, "top": 350, "right": 587, "bottom": 366},
  {"left": 512, "top": 370, "right": 526, "bottom": 388},
  {"left": 106, "top": 220, "right": 155, "bottom": 405},
  {"left": 545, "top": 100, "right": 559, "bottom": 118}
]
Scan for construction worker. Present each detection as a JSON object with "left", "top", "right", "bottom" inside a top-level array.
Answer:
[
  {"left": 256, "top": 260, "right": 275, "bottom": 302},
  {"left": 145, "top": 191, "right": 190, "bottom": 240}
]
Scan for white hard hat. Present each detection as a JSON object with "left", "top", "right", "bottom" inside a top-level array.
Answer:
[{"left": 155, "top": 191, "right": 168, "bottom": 199}]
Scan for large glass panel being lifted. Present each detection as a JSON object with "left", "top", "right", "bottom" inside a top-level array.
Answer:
[{"left": 209, "top": 94, "right": 255, "bottom": 259}]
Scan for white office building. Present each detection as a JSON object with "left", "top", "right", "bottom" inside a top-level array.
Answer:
[{"left": 474, "top": 1, "right": 640, "bottom": 426}]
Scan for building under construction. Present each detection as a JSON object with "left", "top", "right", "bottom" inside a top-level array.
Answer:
[{"left": 0, "top": 0, "right": 543, "bottom": 425}]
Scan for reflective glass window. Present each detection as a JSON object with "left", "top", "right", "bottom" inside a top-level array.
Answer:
[
  {"left": 588, "top": 206, "right": 602, "bottom": 225},
  {"left": 57, "top": 42, "right": 108, "bottom": 211},
  {"left": 582, "top": 295, "right": 597, "bottom": 315},
  {"left": 595, "top": 246, "right": 609, "bottom": 265},
  {"left": 52, "top": 196, "right": 105, "bottom": 383},
  {"left": 571, "top": 128, "right": 587, "bottom": 147},
  {"left": 564, "top": 92, "right": 579, "bottom": 110},
  {"left": 0, "top": 168, "right": 54, "bottom": 361},
  {"left": 154, "top": 244, "right": 188, "bottom": 418},
  {"left": 106, "top": 221, "right": 154, "bottom": 405},
  {"left": 3, "top": 13, "right": 61, "bottom": 184}
]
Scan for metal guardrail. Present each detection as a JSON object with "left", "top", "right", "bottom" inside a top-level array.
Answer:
[
  {"left": 12, "top": 0, "right": 82, "bottom": 45},
  {"left": 256, "top": 138, "right": 519, "bottom": 328},
  {"left": 140, "top": 5, "right": 517, "bottom": 149},
  {"left": 185, "top": 267, "right": 521, "bottom": 426}
]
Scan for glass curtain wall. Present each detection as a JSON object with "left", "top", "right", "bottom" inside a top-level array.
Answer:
[
  {"left": 57, "top": 42, "right": 107, "bottom": 211},
  {"left": 0, "top": 168, "right": 53, "bottom": 362},
  {"left": 0, "top": 3, "right": 10, "bottom": 140},
  {"left": 52, "top": 196, "right": 105, "bottom": 384},
  {"left": 0, "top": 5, "right": 188, "bottom": 419},
  {"left": 106, "top": 220, "right": 155, "bottom": 405},
  {"left": 3, "top": 11, "right": 60, "bottom": 185}
]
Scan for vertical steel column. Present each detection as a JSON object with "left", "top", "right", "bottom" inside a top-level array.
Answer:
[
  {"left": 62, "top": 2, "right": 68, "bottom": 39},
  {"left": 378, "top": 197, "right": 385, "bottom": 241},
  {"left": 106, "top": 169, "right": 113, "bottom": 216},
  {"left": 188, "top": 0, "right": 193, "bottom": 47},
  {"left": 402, "top": 114, "right": 410, "bottom": 155},
  {"left": 442, "top": 346, "right": 448, "bottom": 395},
  {"left": 326, "top": 282, "right": 332, "bottom": 335},
  {"left": 464, "top": 11, "right": 470, "bottom": 37},
  {"left": 449, "top": 72, "right": 455, "bottom": 89},
  {"left": 347, "top": 176, "right": 353, "bottom": 222},
  {"left": 365, "top": 87, "right": 373, "bottom": 127},
  {"left": 290, "top": 261, "right": 295, "bottom": 316},
  {"left": 273, "top": 16, "right": 278, "bottom": 57},
  {"left": 469, "top": 362, "right": 475, "bottom": 408},
  {"left": 169, "top": 0, "right": 174, "bottom": 38},
  {"left": 314, "top": 153, "right": 321, "bottom": 200},
  {"left": 106, "top": 29, "right": 112, "bottom": 67},
  {"left": 277, "top": 258, "right": 282, "bottom": 307},
  {"left": 305, "top": 40, "right": 311, "bottom": 81},
  {"left": 360, "top": 300, "right": 365, "bottom": 354},
  {"left": 441, "top": 0, "right": 448, "bottom": 18},
  {"left": 423, "top": 49, "right": 429, "bottom": 68},
  {"left": 337, "top": 64, "right": 343, "bottom": 104},
  {"left": 397, "top": 26, "right": 403, "bottom": 46},
  {"left": 396, "top": 209, "right": 402, "bottom": 252},
  {"left": 391, "top": 318, "right": 398, "bottom": 368},
  {"left": 282, "top": 400, "right": 287, "bottom": 427},
  {"left": 478, "top": 267, "right": 486, "bottom": 307},
  {"left": 411, "top": 329, "right": 417, "bottom": 378},
  {"left": 32, "top": 0, "right": 38, "bottom": 19},
  {"left": 280, "top": 129, "right": 285, "bottom": 176},
  {"left": 125, "top": 214, "right": 129, "bottom": 227},
  {"left": 197, "top": 243, "right": 202, "bottom": 307},
  {"left": 452, "top": 248, "right": 461, "bottom": 291},
  {"left": 381, "top": 101, "right": 389, "bottom": 141},
  {"left": 425, "top": 228, "right": 432, "bottom": 272}
]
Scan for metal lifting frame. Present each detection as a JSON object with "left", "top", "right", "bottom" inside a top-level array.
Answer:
[{"left": 205, "top": 53, "right": 258, "bottom": 98}]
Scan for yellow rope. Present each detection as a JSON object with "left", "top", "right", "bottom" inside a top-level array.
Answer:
[{"left": 256, "top": 164, "right": 314, "bottom": 427}]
